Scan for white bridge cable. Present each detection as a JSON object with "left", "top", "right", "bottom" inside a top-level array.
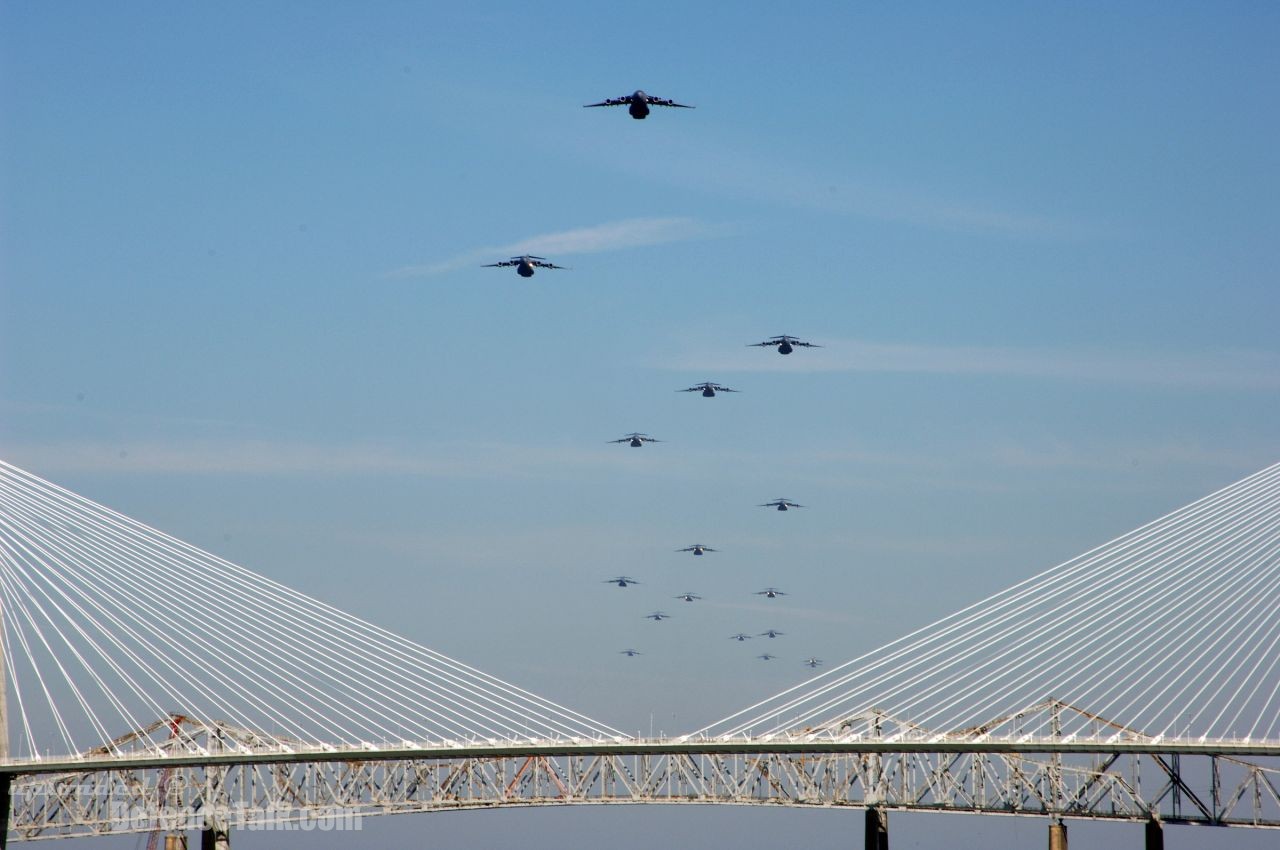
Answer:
[
  {"left": 1229, "top": 600, "right": 1280, "bottom": 739},
  {"left": 0, "top": 482, "right": 393, "bottom": 745},
  {"left": 697, "top": 460, "right": 1280, "bottom": 741},
  {"left": 0, "top": 465, "right": 624, "bottom": 752},
  {"left": 1250, "top": 640, "right": 1280, "bottom": 740},
  {"left": 2, "top": 487, "right": 612, "bottom": 747},
  {"left": 803, "top": 460, "right": 1274, "bottom": 732},
  {"left": 830, "top": 467, "right": 1280, "bottom": 738},
  {"left": 0, "top": 461, "right": 625, "bottom": 758},
  {"left": 708, "top": 465, "right": 1280, "bottom": 738},
  {"left": 1176, "top": 577, "right": 1280, "bottom": 737},
  {"left": 905, "top": 486, "right": 1280, "bottom": 736},
  {"left": 1036, "top": 521, "right": 1280, "bottom": 739},
  {"left": 0, "top": 465, "right": 624, "bottom": 742},
  {"left": 0, "top": 552, "right": 124, "bottom": 749},
  {"left": 700, "top": 463, "right": 1280, "bottom": 738},
  {"left": 0, "top": 490, "right": 419, "bottom": 751},
  {"left": 864, "top": 466, "right": 1280, "bottom": 735},
  {"left": 962, "top": 529, "right": 1280, "bottom": 741},
  {"left": 0, "top": 462, "right": 622, "bottom": 743},
  {"left": 863, "top": 484, "right": 1280, "bottom": 732},
  {"left": 0, "top": 495, "right": 345, "bottom": 747},
  {"left": 0, "top": 582, "right": 38, "bottom": 758},
  {"left": 0, "top": 485, "right": 542, "bottom": 746},
  {"left": 1093, "top": 528, "right": 1280, "bottom": 735},
  {"left": 0, "top": 522, "right": 184, "bottom": 748},
  {"left": 0, "top": 569, "right": 76, "bottom": 754}
]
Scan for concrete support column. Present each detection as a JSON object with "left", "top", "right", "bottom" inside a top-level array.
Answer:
[
  {"left": 0, "top": 773, "right": 11, "bottom": 850},
  {"left": 1048, "top": 820, "right": 1067, "bottom": 850},
  {"left": 200, "top": 821, "right": 229, "bottom": 850},
  {"left": 1145, "top": 819, "right": 1163, "bottom": 850},
  {"left": 864, "top": 806, "right": 888, "bottom": 850}
]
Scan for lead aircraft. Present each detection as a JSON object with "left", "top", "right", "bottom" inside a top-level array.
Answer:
[{"left": 584, "top": 90, "right": 694, "bottom": 119}]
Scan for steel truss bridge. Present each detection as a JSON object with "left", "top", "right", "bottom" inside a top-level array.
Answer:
[
  {"left": 5, "top": 721, "right": 1280, "bottom": 842},
  {"left": 2, "top": 460, "right": 1280, "bottom": 848}
]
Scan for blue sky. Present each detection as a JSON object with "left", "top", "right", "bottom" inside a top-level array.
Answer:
[{"left": 2, "top": 2, "right": 1279, "bottom": 847}]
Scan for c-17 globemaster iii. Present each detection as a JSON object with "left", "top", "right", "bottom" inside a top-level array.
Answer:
[
  {"left": 759, "top": 498, "right": 804, "bottom": 512},
  {"left": 749, "top": 335, "right": 820, "bottom": 355},
  {"left": 584, "top": 90, "right": 694, "bottom": 119},
  {"left": 482, "top": 255, "right": 567, "bottom": 278}
]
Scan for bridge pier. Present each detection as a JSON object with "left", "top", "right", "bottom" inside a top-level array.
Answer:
[
  {"left": 1145, "top": 819, "right": 1163, "bottom": 850},
  {"left": 1048, "top": 820, "right": 1067, "bottom": 850},
  {"left": 200, "top": 822, "right": 229, "bottom": 850},
  {"left": 1, "top": 773, "right": 10, "bottom": 850},
  {"left": 864, "top": 806, "right": 888, "bottom": 850}
]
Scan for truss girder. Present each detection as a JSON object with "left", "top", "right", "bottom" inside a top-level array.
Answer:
[{"left": 8, "top": 749, "right": 1280, "bottom": 841}]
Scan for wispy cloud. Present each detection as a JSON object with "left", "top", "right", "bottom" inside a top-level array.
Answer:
[
  {"left": 986, "top": 440, "right": 1275, "bottom": 473},
  {"left": 6, "top": 435, "right": 1270, "bottom": 500},
  {"left": 0, "top": 439, "right": 635, "bottom": 479},
  {"left": 663, "top": 338, "right": 1280, "bottom": 391},
  {"left": 716, "top": 156, "right": 1073, "bottom": 237},
  {"left": 387, "top": 217, "right": 722, "bottom": 279},
  {"left": 540, "top": 129, "right": 1083, "bottom": 238}
]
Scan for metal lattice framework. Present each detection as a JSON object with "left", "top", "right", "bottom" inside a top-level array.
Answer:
[
  {"left": 1, "top": 459, "right": 1279, "bottom": 842},
  {"left": 5, "top": 716, "right": 1280, "bottom": 840}
]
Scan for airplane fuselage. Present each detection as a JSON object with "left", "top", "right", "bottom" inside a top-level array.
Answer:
[
  {"left": 517, "top": 260, "right": 535, "bottom": 277},
  {"left": 629, "top": 438, "right": 643, "bottom": 447},
  {"left": 777, "top": 503, "right": 789, "bottom": 511},
  {"left": 629, "top": 91, "right": 650, "bottom": 119},
  {"left": 778, "top": 341, "right": 794, "bottom": 354},
  {"left": 701, "top": 387, "right": 716, "bottom": 397}
]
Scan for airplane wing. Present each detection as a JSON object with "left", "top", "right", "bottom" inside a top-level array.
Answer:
[
  {"left": 650, "top": 96, "right": 694, "bottom": 108},
  {"left": 482, "top": 261, "right": 515, "bottom": 268},
  {"left": 533, "top": 261, "right": 568, "bottom": 269},
  {"left": 584, "top": 96, "right": 629, "bottom": 107}
]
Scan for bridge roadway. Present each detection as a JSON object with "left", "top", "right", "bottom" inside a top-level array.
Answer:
[
  {"left": 3, "top": 735, "right": 1280, "bottom": 775},
  {"left": 3, "top": 736, "right": 1279, "bottom": 846}
]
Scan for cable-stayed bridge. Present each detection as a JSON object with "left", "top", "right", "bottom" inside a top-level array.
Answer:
[{"left": 0, "top": 459, "right": 1278, "bottom": 848}]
